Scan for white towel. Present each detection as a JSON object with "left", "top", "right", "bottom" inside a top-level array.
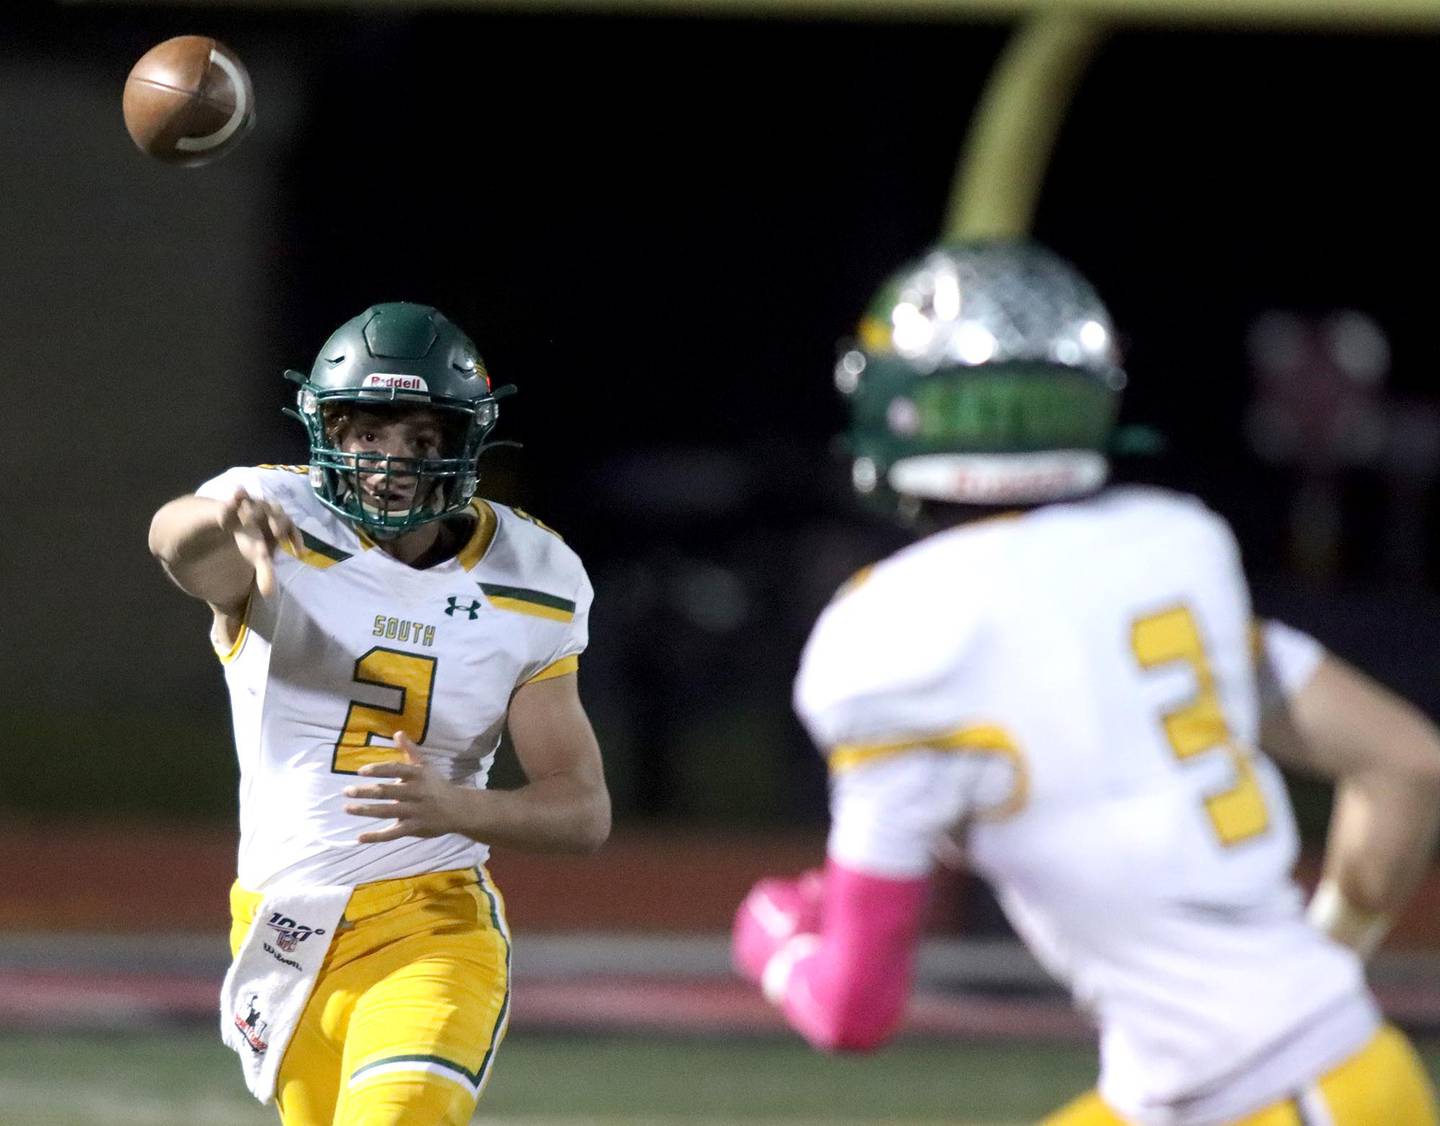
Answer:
[{"left": 219, "top": 885, "right": 352, "bottom": 1103}]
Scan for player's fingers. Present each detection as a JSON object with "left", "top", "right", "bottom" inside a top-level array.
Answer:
[
  {"left": 260, "top": 500, "right": 292, "bottom": 527},
  {"left": 234, "top": 533, "right": 274, "bottom": 569},
  {"left": 394, "top": 731, "right": 422, "bottom": 761},
  {"left": 342, "top": 782, "right": 407, "bottom": 801},
  {"left": 246, "top": 504, "right": 282, "bottom": 545},
  {"left": 264, "top": 511, "right": 299, "bottom": 555},
  {"left": 344, "top": 800, "right": 407, "bottom": 820},
  {"left": 254, "top": 552, "right": 276, "bottom": 598},
  {"left": 358, "top": 761, "right": 421, "bottom": 779},
  {"left": 279, "top": 514, "right": 304, "bottom": 554},
  {"left": 232, "top": 497, "right": 280, "bottom": 535},
  {"left": 356, "top": 821, "right": 413, "bottom": 844},
  {"left": 231, "top": 500, "right": 272, "bottom": 546},
  {"left": 217, "top": 490, "right": 248, "bottom": 530}
]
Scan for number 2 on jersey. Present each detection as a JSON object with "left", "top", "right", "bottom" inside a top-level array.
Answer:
[
  {"left": 1131, "top": 606, "right": 1269, "bottom": 846},
  {"left": 332, "top": 647, "right": 437, "bottom": 774}
]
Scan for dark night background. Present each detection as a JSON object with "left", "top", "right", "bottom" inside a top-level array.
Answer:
[{"left": 3, "top": 5, "right": 1438, "bottom": 836}]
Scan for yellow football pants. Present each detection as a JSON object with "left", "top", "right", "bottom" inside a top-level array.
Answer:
[
  {"left": 229, "top": 866, "right": 511, "bottom": 1126},
  {"left": 1044, "top": 1024, "right": 1438, "bottom": 1125}
]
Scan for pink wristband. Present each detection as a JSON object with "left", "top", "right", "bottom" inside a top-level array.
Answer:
[{"left": 771, "top": 858, "right": 929, "bottom": 1051}]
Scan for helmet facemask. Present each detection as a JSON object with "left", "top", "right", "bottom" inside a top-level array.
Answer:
[{"left": 304, "top": 399, "right": 496, "bottom": 539}]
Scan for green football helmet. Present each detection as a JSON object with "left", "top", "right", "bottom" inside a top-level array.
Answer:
[
  {"left": 839, "top": 239, "right": 1126, "bottom": 508},
  {"left": 283, "top": 302, "right": 512, "bottom": 537}
]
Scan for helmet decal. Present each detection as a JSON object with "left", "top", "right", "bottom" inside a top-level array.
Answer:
[{"left": 361, "top": 373, "right": 430, "bottom": 394}]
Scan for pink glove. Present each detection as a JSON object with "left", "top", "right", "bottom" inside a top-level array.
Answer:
[{"left": 731, "top": 869, "right": 825, "bottom": 984}]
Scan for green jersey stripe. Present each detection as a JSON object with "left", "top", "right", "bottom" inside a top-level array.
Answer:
[
  {"left": 300, "top": 530, "right": 352, "bottom": 564},
  {"left": 474, "top": 869, "right": 513, "bottom": 1094},
  {"left": 351, "top": 1053, "right": 478, "bottom": 1084},
  {"left": 477, "top": 583, "right": 575, "bottom": 613}
]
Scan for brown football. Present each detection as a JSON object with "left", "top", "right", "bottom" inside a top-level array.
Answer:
[{"left": 123, "top": 35, "right": 254, "bottom": 166}]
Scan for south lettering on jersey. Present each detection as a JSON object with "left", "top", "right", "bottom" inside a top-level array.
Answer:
[{"left": 193, "top": 464, "right": 591, "bottom": 890}]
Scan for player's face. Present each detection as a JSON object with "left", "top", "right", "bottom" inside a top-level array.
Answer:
[{"left": 336, "top": 408, "right": 446, "bottom": 513}]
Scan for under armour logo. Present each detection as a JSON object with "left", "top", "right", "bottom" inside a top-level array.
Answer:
[{"left": 445, "top": 596, "right": 481, "bottom": 619}]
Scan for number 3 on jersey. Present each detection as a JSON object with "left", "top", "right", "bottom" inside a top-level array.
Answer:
[
  {"left": 1132, "top": 606, "right": 1269, "bottom": 846},
  {"left": 333, "top": 647, "right": 437, "bottom": 774}
]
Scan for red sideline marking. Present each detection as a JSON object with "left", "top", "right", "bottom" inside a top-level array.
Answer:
[
  {"left": 0, "top": 969, "right": 219, "bottom": 1026},
  {"left": 0, "top": 824, "right": 975, "bottom": 933},
  {"left": 12, "top": 967, "right": 1440, "bottom": 1042},
  {"left": 513, "top": 979, "right": 1094, "bottom": 1041},
  {"left": 0, "top": 965, "right": 1089, "bottom": 1040}
]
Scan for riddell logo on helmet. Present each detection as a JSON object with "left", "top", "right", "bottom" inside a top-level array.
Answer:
[{"left": 363, "top": 373, "right": 429, "bottom": 392}]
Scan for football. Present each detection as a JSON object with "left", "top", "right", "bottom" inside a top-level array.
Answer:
[{"left": 122, "top": 35, "right": 254, "bottom": 166}]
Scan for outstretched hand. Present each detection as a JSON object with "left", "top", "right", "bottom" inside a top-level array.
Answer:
[
  {"left": 344, "top": 732, "right": 472, "bottom": 844},
  {"left": 218, "top": 488, "right": 302, "bottom": 598}
]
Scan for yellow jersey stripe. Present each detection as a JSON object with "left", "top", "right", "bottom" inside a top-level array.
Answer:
[
  {"left": 479, "top": 582, "right": 576, "bottom": 622},
  {"left": 279, "top": 530, "right": 351, "bottom": 570},
  {"left": 457, "top": 501, "right": 498, "bottom": 571},
  {"left": 831, "top": 565, "right": 875, "bottom": 604},
  {"left": 829, "top": 723, "right": 1028, "bottom": 819},
  {"left": 216, "top": 622, "right": 249, "bottom": 664},
  {"left": 524, "top": 655, "right": 579, "bottom": 685},
  {"left": 485, "top": 596, "right": 574, "bottom": 622},
  {"left": 214, "top": 594, "right": 252, "bottom": 665}
]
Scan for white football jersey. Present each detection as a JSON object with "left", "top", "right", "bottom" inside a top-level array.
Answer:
[
  {"left": 195, "top": 466, "right": 592, "bottom": 892},
  {"left": 795, "top": 487, "right": 1374, "bottom": 1123}
]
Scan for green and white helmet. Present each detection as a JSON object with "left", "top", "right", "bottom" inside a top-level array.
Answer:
[
  {"left": 284, "top": 302, "right": 510, "bottom": 537},
  {"left": 838, "top": 240, "right": 1125, "bottom": 507}
]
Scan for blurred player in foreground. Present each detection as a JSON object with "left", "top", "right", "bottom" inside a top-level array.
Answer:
[
  {"left": 733, "top": 243, "right": 1440, "bottom": 1124},
  {"left": 149, "top": 302, "right": 608, "bottom": 1126}
]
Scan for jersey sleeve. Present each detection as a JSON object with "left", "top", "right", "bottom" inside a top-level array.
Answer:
[
  {"left": 1255, "top": 617, "right": 1327, "bottom": 710},
  {"left": 796, "top": 564, "right": 1021, "bottom": 874},
  {"left": 194, "top": 464, "right": 295, "bottom": 504},
  {"left": 521, "top": 564, "right": 593, "bottom": 688},
  {"left": 482, "top": 505, "right": 593, "bottom": 687},
  {"left": 190, "top": 466, "right": 324, "bottom": 601},
  {"left": 828, "top": 753, "right": 1006, "bottom": 878},
  {"left": 794, "top": 568, "right": 984, "bottom": 749}
]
